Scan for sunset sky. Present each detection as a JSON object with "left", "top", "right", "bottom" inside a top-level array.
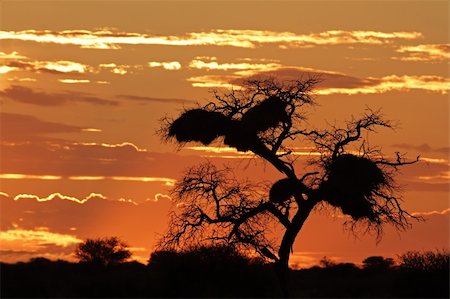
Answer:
[{"left": 0, "top": 1, "right": 448, "bottom": 267}]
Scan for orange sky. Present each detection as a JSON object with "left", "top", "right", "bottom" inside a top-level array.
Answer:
[{"left": 0, "top": 1, "right": 448, "bottom": 266}]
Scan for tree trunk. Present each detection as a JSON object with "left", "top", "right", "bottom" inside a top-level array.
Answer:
[{"left": 276, "top": 201, "right": 315, "bottom": 297}]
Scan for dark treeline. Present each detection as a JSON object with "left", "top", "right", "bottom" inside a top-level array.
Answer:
[{"left": 1, "top": 246, "right": 449, "bottom": 298}]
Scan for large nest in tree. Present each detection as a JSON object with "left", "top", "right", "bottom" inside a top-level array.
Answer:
[
  {"left": 223, "top": 120, "right": 257, "bottom": 152},
  {"left": 324, "top": 154, "right": 388, "bottom": 221},
  {"left": 168, "top": 109, "right": 230, "bottom": 145},
  {"left": 241, "top": 96, "right": 288, "bottom": 133},
  {"left": 269, "top": 178, "right": 302, "bottom": 203}
]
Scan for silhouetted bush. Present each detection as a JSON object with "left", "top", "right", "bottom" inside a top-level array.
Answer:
[
  {"left": 362, "top": 255, "right": 395, "bottom": 270},
  {"left": 398, "top": 249, "right": 449, "bottom": 272},
  {"left": 147, "top": 244, "right": 279, "bottom": 297},
  {"left": 75, "top": 236, "right": 132, "bottom": 266},
  {"left": 393, "top": 250, "right": 449, "bottom": 298}
]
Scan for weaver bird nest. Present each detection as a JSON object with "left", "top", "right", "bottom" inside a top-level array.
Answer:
[{"left": 323, "top": 154, "right": 389, "bottom": 221}]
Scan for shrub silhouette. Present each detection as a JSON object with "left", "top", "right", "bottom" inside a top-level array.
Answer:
[
  {"left": 75, "top": 237, "right": 132, "bottom": 266},
  {"left": 148, "top": 245, "right": 278, "bottom": 297},
  {"left": 394, "top": 250, "right": 449, "bottom": 298},
  {"left": 398, "top": 249, "right": 449, "bottom": 272},
  {"left": 362, "top": 256, "right": 395, "bottom": 270}
]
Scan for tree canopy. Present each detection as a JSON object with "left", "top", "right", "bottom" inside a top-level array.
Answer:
[{"left": 75, "top": 237, "right": 132, "bottom": 266}]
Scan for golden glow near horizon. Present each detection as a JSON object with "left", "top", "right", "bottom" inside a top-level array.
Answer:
[{"left": 0, "top": 227, "right": 82, "bottom": 247}]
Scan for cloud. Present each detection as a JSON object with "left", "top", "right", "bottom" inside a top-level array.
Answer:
[
  {"left": 0, "top": 112, "right": 83, "bottom": 141},
  {"left": 394, "top": 44, "right": 449, "bottom": 62},
  {"left": 148, "top": 61, "right": 181, "bottom": 70},
  {"left": 404, "top": 181, "right": 449, "bottom": 192},
  {"left": 58, "top": 79, "right": 90, "bottom": 84},
  {"left": 412, "top": 208, "right": 450, "bottom": 216},
  {"left": 0, "top": 29, "right": 423, "bottom": 49},
  {"left": 184, "top": 146, "right": 322, "bottom": 159},
  {"left": 30, "top": 60, "right": 91, "bottom": 74},
  {"left": 0, "top": 51, "right": 92, "bottom": 74},
  {"left": 153, "top": 193, "right": 172, "bottom": 202},
  {"left": 417, "top": 171, "right": 450, "bottom": 182},
  {"left": 0, "top": 226, "right": 82, "bottom": 263},
  {"left": 0, "top": 85, "right": 118, "bottom": 106},
  {"left": 116, "top": 94, "right": 194, "bottom": 104},
  {"left": 187, "top": 75, "right": 239, "bottom": 89},
  {"left": 6, "top": 76, "right": 37, "bottom": 82},
  {"left": 314, "top": 75, "right": 449, "bottom": 95},
  {"left": 187, "top": 64, "right": 449, "bottom": 94},
  {"left": 13, "top": 192, "right": 107, "bottom": 204},
  {"left": 0, "top": 227, "right": 82, "bottom": 247},
  {"left": 234, "top": 66, "right": 376, "bottom": 88},
  {"left": 392, "top": 143, "right": 450, "bottom": 154},
  {"left": 0, "top": 51, "right": 27, "bottom": 59},
  {"left": 82, "top": 128, "right": 102, "bottom": 132},
  {"left": 419, "top": 157, "right": 449, "bottom": 165},
  {"left": 99, "top": 63, "right": 130, "bottom": 75},
  {"left": 0, "top": 140, "right": 195, "bottom": 178},
  {"left": 0, "top": 174, "right": 62, "bottom": 180},
  {"left": 189, "top": 57, "right": 281, "bottom": 71},
  {"left": 0, "top": 65, "right": 19, "bottom": 74}
]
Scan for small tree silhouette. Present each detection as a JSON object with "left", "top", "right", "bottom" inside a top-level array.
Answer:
[
  {"left": 75, "top": 237, "right": 132, "bottom": 266},
  {"left": 362, "top": 256, "right": 395, "bottom": 270},
  {"left": 159, "top": 78, "right": 419, "bottom": 296}
]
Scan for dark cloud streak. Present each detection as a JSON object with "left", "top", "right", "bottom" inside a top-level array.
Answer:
[
  {"left": 116, "top": 94, "right": 195, "bottom": 104},
  {"left": 392, "top": 143, "right": 450, "bottom": 154},
  {"left": 0, "top": 112, "right": 83, "bottom": 142},
  {"left": 0, "top": 85, "right": 117, "bottom": 106}
]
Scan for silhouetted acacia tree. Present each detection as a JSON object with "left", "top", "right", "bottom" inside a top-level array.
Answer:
[
  {"left": 159, "top": 78, "right": 419, "bottom": 295},
  {"left": 75, "top": 237, "right": 132, "bottom": 266}
]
